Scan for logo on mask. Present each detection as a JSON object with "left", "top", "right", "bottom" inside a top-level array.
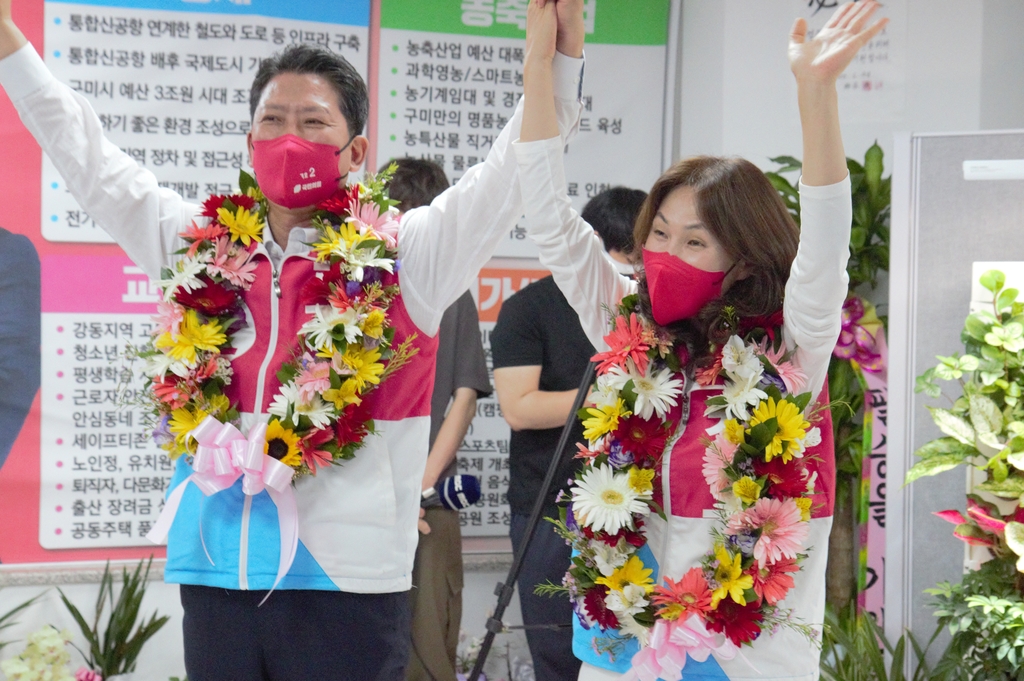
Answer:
[{"left": 252, "top": 135, "right": 342, "bottom": 208}]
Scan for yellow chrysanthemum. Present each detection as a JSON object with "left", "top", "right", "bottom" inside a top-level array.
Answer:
[
  {"left": 217, "top": 205, "right": 262, "bottom": 246},
  {"left": 323, "top": 379, "right": 362, "bottom": 409},
  {"left": 711, "top": 544, "right": 753, "bottom": 607},
  {"left": 206, "top": 393, "right": 231, "bottom": 416},
  {"left": 724, "top": 419, "right": 746, "bottom": 445},
  {"left": 311, "top": 224, "right": 346, "bottom": 262},
  {"left": 595, "top": 555, "right": 655, "bottom": 594},
  {"left": 265, "top": 419, "right": 302, "bottom": 468},
  {"left": 628, "top": 467, "right": 655, "bottom": 495},
  {"left": 732, "top": 477, "right": 762, "bottom": 505},
  {"left": 748, "top": 397, "right": 810, "bottom": 463},
  {"left": 795, "top": 496, "right": 813, "bottom": 521},
  {"left": 245, "top": 185, "right": 265, "bottom": 202},
  {"left": 168, "top": 406, "right": 210, "bottom": 458},
  {"left": 340, "top": 345, "right": 385, "bottom": 391},
  {"left": 582, "top": 399, "right": 630, "bottom": 443},
  {"left": 362, "top": 308, "right": 387, "bottom": 339},
  {"left": 155, "top": 310, "right": 226, "bottom": 365}
]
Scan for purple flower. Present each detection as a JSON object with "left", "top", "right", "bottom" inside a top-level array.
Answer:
[
  {"left": 566, "top": 503, "right": 579, "bottom": 532},
  {"left": 607, "top": 442, "right": 634, "bottom": 469},
  {"left": 759, "top": 372, "right": 787, "bottom": 393},
  {"left": 573, "top": 597, "right": 592, "bottom": 630},
  {"left": 152, "top": 415, "right": 173, "bottom": 447},
  {"left": 345, "top": 280, "right": 362, "bottom": 297},
  {"left": 727, "top": 530, "right": 757, "bottom": 555},
  {"left": 394, "top": 258, "right": 402, "bottom": 272},
  {"left": 361, "top": 267, "right": 381, "bottom": 286}
]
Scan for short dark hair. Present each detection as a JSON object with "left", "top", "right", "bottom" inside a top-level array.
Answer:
[
  {"left": 381, "top": 157, "right": 450, "bottom": 211},
  {"left": 582, "top": 186, "right": 647, "bottom": 255},
  {"left": 249, "top": 45, "right": 369, "bottom": 139}
]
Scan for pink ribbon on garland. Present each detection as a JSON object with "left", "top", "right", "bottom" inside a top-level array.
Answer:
[
  {"left": 834, "top": 296, "right": 885, "bottom": 373},
  {"left": 623, "top": 616, "right": 739, "bottom": 681},
  {"left": 146, "top": 416, "right": 299, "bottom": 603}
]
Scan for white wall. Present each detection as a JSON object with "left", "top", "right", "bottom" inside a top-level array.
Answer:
[{"left": 677, "top": 0, "right": 1024, "bottom": 171}]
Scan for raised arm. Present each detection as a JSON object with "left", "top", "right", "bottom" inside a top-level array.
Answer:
[
  {"left": 784, "top": 1, "right": 885, "bottom": 397},
  {"left": 0, "top": 0, "right": 27, "bottom": 58}
]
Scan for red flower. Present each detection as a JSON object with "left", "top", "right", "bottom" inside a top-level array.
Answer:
[
  {"left": 318, "top": 186, "right": 360, "bottom": 216},
  {"left": 582, "top": 517, "right": 646, "bottom": 548},
  {"left": 613, "top": 415, "right": 668, "bottom": 466},
  {"left": 652, "top": 567, "right": 713, "bottom": 620},
  {"left": 228, "top": 193, "right": 256, "bottom": 211},
  {"left": 175, "top": 277, "right": 238, "bottom": 317},
  {"left": 200, "top": 194, "right": 228, "bottom": 218},
  {"left": 695, "top": 353, "right": 723, "bottom": 386},
  {"left": 300, "top": 277, "right": 333, "bottom": 306},
  {"left": 752, "top": 456, "right": 808, "bottom": 499},
  {"left": 707, "top": 598, "right": 764, "bottom": 646},
  {"left": 335, "top": 402, "right": 372, "bottom": 446},
  {"left": 592, "top": 314, "right": 651, "bottom": 375},
  {"left": 583, "top": 585, "right": 620, "bottom": 630},
  {"left": 751, "top": 557, "right": 798, "bottom": 606},
  {"left": 152, "top": 377, "right": 189, "bottom": 409},
  {"left": 300, "top": 428, "right": 335, "bottom": 474}
]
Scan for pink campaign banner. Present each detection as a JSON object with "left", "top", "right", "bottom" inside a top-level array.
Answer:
[
  {"left": 41, "top": 255, "right": 160, "bottom": 314},
  {"left": 859, "top": 334, "right": 888, "bottom": 624}
]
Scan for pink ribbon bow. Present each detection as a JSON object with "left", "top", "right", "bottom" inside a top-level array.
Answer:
[
  {"left": 147, "top": 416, "right": 299, "bottom": 602},
  {"left": 623, "top": 616, "right": 739, "bottom": 681},
  {"left": 834, "top": 296, "right": 885, "bottom": 373}
]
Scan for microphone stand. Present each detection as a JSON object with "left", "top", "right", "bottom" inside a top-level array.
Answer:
[{"left": 468, "top": 362, "right": 596, "bottom": 681}]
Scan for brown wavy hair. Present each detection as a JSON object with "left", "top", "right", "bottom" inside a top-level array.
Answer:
[{"left": 632, "top": 156, "right": 800, "bottom": 365}]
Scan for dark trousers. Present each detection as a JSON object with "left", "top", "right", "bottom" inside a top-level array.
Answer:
[
  {"left": 181, "top": 584, "right": 411, "bottom": 681},
  {"left": 509, "top": 512, "right": 582, "bottom": 681}
]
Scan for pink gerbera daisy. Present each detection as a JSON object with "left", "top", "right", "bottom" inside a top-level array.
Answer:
[
  {"left": 727, "top": 497, "right": 808, "bottom": 567},
  {"left": 702, "top": 434, "right": 737, "bottom": 499},
  {"left": 757, "top": 338, "right": 807, "bottom": 394},
  {"left": 179, "top": 220, "right": 228, "bottom": 256},
  {"left": 348, "top": 202, "right": 399, "bottom": 249},
  {"left": 751, "top": 556, "right": 798, "bottom": 605},
  {"left": 207, "top": 237, "right": 258, "bottom": 289},
  {"left": 592, "top": 314, "right": 650, "bottom": 375},
  {"left": 154, "top": 300, "right": 184, "bottom": 336},
  {"left": 652, "top": 567, "right": 713, "bottom": 621},
  {"left": 296, "top": 359, "right": 332, "bottom": 402}
]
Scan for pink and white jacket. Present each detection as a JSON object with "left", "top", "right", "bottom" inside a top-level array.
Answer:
[
  {"left": 0, "top": 43, "right": 583, "bottom": 593},
  {"left": 513, "top": 136, "right": 852, "bottom": 681}
]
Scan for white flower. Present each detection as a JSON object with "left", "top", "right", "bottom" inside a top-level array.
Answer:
[
  {"left": 341, "top": 248, "right": 395, "bottom": 283},
  {"left": 720, "top": 371, "right": 768, "bottom": 421},
  {"left": 791, "top": 426, "right": 822, "bottom": 458},
  {"left": 571, "top": 464, "right": 650, "bottom": 535},
  {"left": 605, "top": 582, "right": 649, "bottom": 617},
  {"left": 143, "top": 352, "right": 189, "bottom": 380},
  {"left": 721, "top": 336, "right": 763, "bottom": 381},
  {"left": 268, "top": 381, "right": 301, "bottom": 423},
  {"left": 268, "top": 381, "right": 334, "bottom": 429},
  {"left": 158, "top": 251, "right": 209, "bottom": 301},
  {"left": 720, "top": 490, "right": 744, "bottom": 517},
  {"left": 631, "top": 365, "right": 684, "bottom": 420},
  {"left": 591, "top": 539, "right": 629, "bottom": 577},
  {"left": 299, "top": 305, "right": 361, "bottom": 352},
  {"left": 591, "top": 371, "right": 627, "bottom": 408},
  {"left": 617, "top": 613, "right": 652, "bottom": 646},
  {"left": 213, "top": 356, "right": 233, "bottom": 385}
]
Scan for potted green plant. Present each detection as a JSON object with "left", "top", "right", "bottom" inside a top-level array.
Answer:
[{"left": 909, "top": 269, "right": 1024, "bottom": 679}]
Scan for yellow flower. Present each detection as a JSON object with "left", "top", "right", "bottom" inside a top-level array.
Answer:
[
  {"left": 732, "top": 477, "right": 762, "bottom": 505},
  {"left": 155, "top": 310, "right": 226, "bottom": 365},
  {"left": 245, "top": 185, "right": 265, "bottom": 202},
  {"left": 207, "top": 393, "right": 231, "bottom": 416},
  {"left": 628, "top": 467, "right": 655, "bottom": 495},
  {"left": 748, "top": 397, "right": 810, "bottom": 463},
  {"left": 724, "top": 419, "right": 746, "bottom": 445},
  {"left": 340, "top": 345, "right": 385, "bottom": 391},
  {"left": 323, "top": 379, "right": 362, "bottom": 409},
  {"left": 582, "top": 399, "right": 630, "bottom": 443},
  {"left": 217, "top": 205, "right": 262, "bottom": 246},
  {"left": 169, "top": 406, "right": 210, "bottom": 458},
  {"left": 711, "top": 544, "right": 753, "bottom": 607},
  {"left": 595, "top": 555, "right": 655, "bottom": 594},
  {"left": 311, "top": 224, "right": 346, "bottom": 262},
  {"left": 265, "top": 419, "right": 302, "bottom": 468},
  {"left": 795, "top": 496, "right": 812, "bottom": 521},
  {"left": 362, "top": 308, "right": 387, "bottom": 339}
]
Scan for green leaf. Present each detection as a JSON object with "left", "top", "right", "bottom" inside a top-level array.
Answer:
[
  {"left": 914, "top": 437, "right": 980, "bottom": 461},
  {"left": 1004, "top": 522, "right": 1024, "bottom": 571},
  {"left": 998, "top": 288, "right": 1020, "bottom": 312},
  {"left": 928, "top": 407, "right": 976, "bottom": 445},
  {"left": 238, "top": 169, "right": 256, "bottom": 195},
  {"left": 981, "top": 269, "right": 1007, "bottom": 295},
  {"left": 864, "top": 141, "right": 884, "bottom": 196},
  {"left": 970, "top": 393, "right": 1005, "bottom": 436},
  {"left": 905, "top": 454, "right": 971, "bottom": 484},
  {"left": 965, "top": 312, "right": 995, "bottom": 341},
  {"left": 769, "top": 155, "right": 803, "bottom": 173},
  {"left": 975, "top": 477, "right": 1024, "bottom": 500}
]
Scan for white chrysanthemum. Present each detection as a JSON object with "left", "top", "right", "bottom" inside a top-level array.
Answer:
[
  {"left": 299, "top": 305, "right": 361, "bottom": 352},
  {"left": 721, "top": 371, "right": 768, "bottom": 421},
  {"left": 268, "top": 381, "right": 334, "bottom": 429},
  {"left": 341, "top": 249, "right": 395, "bottom": 283},
  {"left": 142, "top": 352, "right": 189, "bottom": 380},
  {"left": 791, "top": 425, "right": 822, "bottom": 458},
  {"left": 591, "top": 371, "right": 626, "bottom": 408},
  {"left": 268, "top": 381, "right": 300, "bottom": 423},
  {"left": 294, "top": 394, "right": 334, "bottom": 429},
  {"left": 158, "top": 251, "right": 210, "bottom": 301},
  {"left": 571, "top": 464, "right": 649, "bottom": 535},
  {"left": 605, "top": 583, "right": 650, "bottom": 617},
  {"left": 617, "top": 613, "right": 652, "bottom": 646},
  {"left": 631, "top": 365, "right": 684, "bottom": 420},
  {"left": 720, "top": 490, "right": 744, "bottom": 517},
  {"left": 721, "top": 335, "right": 763, "bottom": 381},
  {"left": 591, "top": 539, "right": 629, "bottom": 577}
]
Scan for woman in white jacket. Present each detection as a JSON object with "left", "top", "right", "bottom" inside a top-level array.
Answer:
[{"left": 514, "top": 1, "right": 886, "bottom": 680}]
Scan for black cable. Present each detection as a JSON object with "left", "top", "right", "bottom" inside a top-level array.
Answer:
[{"left": 468, "top": 362, "right": 596, "bottom": 681}]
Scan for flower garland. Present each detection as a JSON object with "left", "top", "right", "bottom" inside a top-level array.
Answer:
[
  {"left": 549, "top": 295, "right": 824, "bottom": 668},
  {"left": 139, "top": 165, "right": 415, "bottom": 479}
]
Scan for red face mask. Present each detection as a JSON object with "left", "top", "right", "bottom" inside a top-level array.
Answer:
[
  {"left": 642, "top": 248, "right": 727, "bottom": 325},
  {"left": 252, "top": 134, "right": 343, "bottom": 208}
]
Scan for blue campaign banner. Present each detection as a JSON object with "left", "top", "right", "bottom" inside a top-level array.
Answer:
[{"left": 48, "top": 0, "right": 371, "bottom": 26}]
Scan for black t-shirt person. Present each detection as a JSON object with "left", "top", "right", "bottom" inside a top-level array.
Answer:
[{"left": 490, "top": 275, "right": 595, "bottom": 517}]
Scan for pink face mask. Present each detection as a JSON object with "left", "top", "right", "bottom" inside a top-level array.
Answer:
[
  {"left": 251, "top": 134, "right": 343, "bottom": 208},
  {"left": 642, "top": 248, "right": 727, "bottom": 325}
]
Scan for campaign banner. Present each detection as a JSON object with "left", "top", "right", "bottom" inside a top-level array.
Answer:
[{"left": 375, "top": 0, "right": 670, "bottom": 257}]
